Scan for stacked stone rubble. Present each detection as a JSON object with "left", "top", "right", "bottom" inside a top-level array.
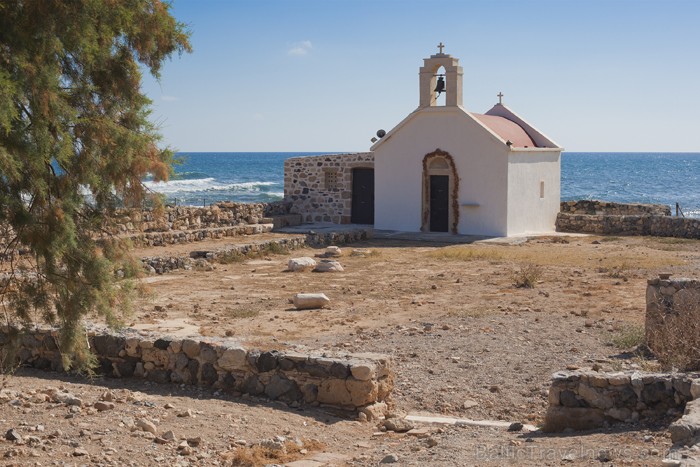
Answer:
[
  {"left": 545, "top": 370, "right": 696, "bottom": 432},
  {"left": 284, "top": 153, "right": 374, "bottom": 224},
  {"left": 1, "top": 326, "right": 393, "bottom": 411}
]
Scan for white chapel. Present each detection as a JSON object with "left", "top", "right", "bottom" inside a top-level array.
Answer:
[
  {"left": 283, "top": 45, "right": 562, "bottom": 237},
  {"left": 371, "top": 44, "right": 562, "bottom": 237}
]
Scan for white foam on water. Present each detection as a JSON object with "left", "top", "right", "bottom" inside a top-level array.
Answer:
[{"left": 144, "top": 178, "right": 278, "bottom": 194}]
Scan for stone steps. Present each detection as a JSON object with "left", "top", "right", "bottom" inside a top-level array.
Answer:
[{"left": 140, "top": 227, "right": 373, "bottom": 275}]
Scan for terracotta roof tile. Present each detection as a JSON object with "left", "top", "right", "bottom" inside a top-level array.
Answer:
[{"left": 471, "top": 113, "right": 536, "bottom": 148}]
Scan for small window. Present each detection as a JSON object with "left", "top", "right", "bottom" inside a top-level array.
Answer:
[
  {"left": 540, "top": 181, "right": 545, "bottom": 199},
  {"left": 325, "top": 170, "right": 340, "bottom": 191}
]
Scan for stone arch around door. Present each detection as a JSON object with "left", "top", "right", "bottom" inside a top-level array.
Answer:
[{"left": 422, "top": 149, "right": 459, "bottom": 234}]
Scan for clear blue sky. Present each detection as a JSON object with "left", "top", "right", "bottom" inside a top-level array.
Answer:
[{"left": 141, "top": 0, "right": 700, "bottom": 153}]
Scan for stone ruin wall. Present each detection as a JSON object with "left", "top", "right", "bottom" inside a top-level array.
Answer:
[
  {"left": 0, "top": 201, "right": 302, "bottom": 254},
  {"left": 646, "top": 277, "right": 700, "bottom": 369},
  {"left": 142, "top": 228, "right": 372, "bottom": 274},
  {"left": 284, "top": 153, "right": 374, "bottom": 224},
  {"left": 109, "top": 202, "right": 268, "bottom": 234},
  {"left": 557, "top": 200, "right": 700, "bottom": 239},
  {"left": 545, "top": 370, "right": 697, "bottom": 432},
  {"left": 545, "top": 276, "right": 700, "bottom": 462},
  {"left": 560, "top": 200, "right": 671, "bottom": 216},
  {"left": 1, "top": 326, "right": 393, "bottom": 413},
  {"left": 108, "top": 201, "right": 297, "bottom": 236}
]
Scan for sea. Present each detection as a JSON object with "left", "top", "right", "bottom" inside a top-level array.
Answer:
[{"left": 144, "top": 152, "right": 700, "bottom": 218}]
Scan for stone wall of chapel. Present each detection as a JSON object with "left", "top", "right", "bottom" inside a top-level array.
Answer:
[{"left": 284, "top": 153, "right": 375, "bottom": 224}]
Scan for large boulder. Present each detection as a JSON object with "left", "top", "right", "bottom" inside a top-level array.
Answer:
[
  {"left": 292, "top": 293, "right": 330, "bottom": 310},
  {"left": 288, "top": 257, "right": 317, "bottom": 272}
]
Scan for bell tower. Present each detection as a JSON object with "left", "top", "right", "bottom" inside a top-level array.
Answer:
[{"left": 419, "top": 43, "right": 463, "bottom": 108}]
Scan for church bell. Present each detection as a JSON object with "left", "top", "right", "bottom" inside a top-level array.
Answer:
[{"left": 434, "top": 76, "right": 445, "bottom": 96}]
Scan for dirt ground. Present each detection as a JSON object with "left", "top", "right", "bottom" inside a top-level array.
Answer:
[{"left": 3, "top": 233, "right": 700, "bottom": 466}]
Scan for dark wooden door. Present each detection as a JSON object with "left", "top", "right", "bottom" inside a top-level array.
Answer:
[
  {"left": 429, "top": 175, "right": 449, "bottom": 232},
  {"left": 351, "top": 168, "right": 374, "bottom": 224}
]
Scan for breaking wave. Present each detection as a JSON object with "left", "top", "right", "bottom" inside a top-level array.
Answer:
[{"left": 144, "top": 178, "right": 278, "bottom": 195}]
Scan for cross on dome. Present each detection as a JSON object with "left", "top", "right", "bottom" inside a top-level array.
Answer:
[{"left": 497, "top": 92, "right": 504, "bottom": 104}]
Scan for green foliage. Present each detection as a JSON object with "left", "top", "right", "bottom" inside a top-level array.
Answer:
[
  {"left": 610, "top": 325, "right": 646, "bottom": 350},
  {"left": 0, "top": 0, "right": 190, "bottom": 371},
  {"left": 262, "top": 242, "right": 289, "bottom": 256}
]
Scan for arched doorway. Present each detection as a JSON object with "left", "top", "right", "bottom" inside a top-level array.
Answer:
[{"left": 422, "top": 149, "right": 459, "bottom": 233}]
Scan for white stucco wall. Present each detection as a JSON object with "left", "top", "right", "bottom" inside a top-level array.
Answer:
[
  {"left": 373, "top": 107, "right": 511, "bottom": 236},
  {"left": 506, "top": 150, "right": 561, "bottom": 236}
]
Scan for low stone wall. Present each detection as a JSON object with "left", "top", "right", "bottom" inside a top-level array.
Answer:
[
  {"left": 1, "top": 326, "right": 393, "bottom": 412},
  {"left": 544, "top": 369, "right": 696, "bottom": 432},
  {"left": 142, "top": 229, "right": 373, "bottom": 274},
  {"left": 109, "top": 201, "right": 294, "bottom": 235},
  {"left": 0, "top": 202, "right": 301, "bottom": 258},
  {"left": 646, "top": 277, "right": 700, "bottom": 370},
  {"left": 284, "top": 152, "right": 374, "bottom": 224},
  {"left": 556, "top": 213, "right": 700, "bottom": 238},
  {"left": 126, "top": 224, "right": 274, "bottom": 248},
  {"left": 560, "top": 200, "right": 671, "bottom": 216}
]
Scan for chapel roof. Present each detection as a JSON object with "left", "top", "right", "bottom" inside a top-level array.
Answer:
[{"left": 471, "top": 113, "right": 536, "bottom": 148}]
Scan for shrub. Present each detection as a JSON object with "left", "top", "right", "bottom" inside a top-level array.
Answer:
[
  {"left": 263, "top": 242, "right": 289, "bottom": 256},
  {"left": 595, "top": 262, "right": 630, "bottom": 280},
  {"left": 511, "top": 263, "right": 543, "bottom": 288},
  {"left": 610, "top": 324, "right": 645, "bottom": 350},
  {"left": 216, "top": 250, "right": 245, "bottom": 264},
  {"left": 647, "top": 296, "right": 700, "bottom": 371}
]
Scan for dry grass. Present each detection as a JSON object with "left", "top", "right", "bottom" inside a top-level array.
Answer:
[
  {"left": 650, "top": 237, "right": 699, "bottom": 252},
  {"left": 225, "top": 308, "right": 260, "bottom": 319},
  {"left": 215, "top": 242, "right": 290, "bottom": 265},
  {"left": 597, "top": 236, "right": 622, "bottom": 242},
  {"left": 511, "top": 263, "right": 544, "bottom": 289},
  {"left": 610, "top": 324, "right": 645, "bottom": 350},
  {"left": 448, "top": 307, "right": 494, "bottom": 318},
  {"left": 427, "top": 243, "right": 682, "bottom": 270},
  {"left": 654, "top": 237, "right": 697, "bottom": 245},
  {"left": 597, "top": 262, "right": 630, "bottom": 279},
  {"left": 262, "top": 242, "right": 289, "bottom": 256},
  {"left": 647, "top": 297, "right": 700, "bottom": 371},
  {"left": 225, "top": 439, "right": 325, "bottom": 467},
  {"left": 427, "top": 246, "right": 507, "bottom": 262},
  {"left": 216, "top": 250, "right": 246, "bottom": 264}
]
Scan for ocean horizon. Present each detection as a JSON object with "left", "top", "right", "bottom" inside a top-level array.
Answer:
[{"left": 143, "top": 152, "right": 700, "bottom": 218}]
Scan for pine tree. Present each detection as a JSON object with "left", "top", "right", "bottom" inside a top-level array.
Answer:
[{"left": 0, "top": 0, "right": 190, "bottom": 370}]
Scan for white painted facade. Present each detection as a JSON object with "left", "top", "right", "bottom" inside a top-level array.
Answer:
[{"left": 371, "top": 48, "right": 562, "bottom": 237}]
